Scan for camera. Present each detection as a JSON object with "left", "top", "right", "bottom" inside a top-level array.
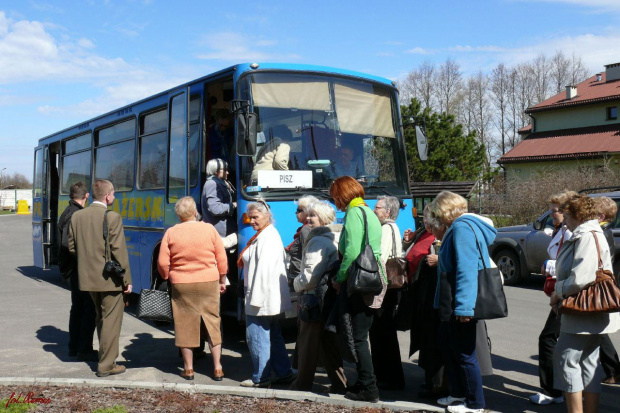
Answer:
[{"left": 103, "top": 259, "right": 126, "bottom": 279}]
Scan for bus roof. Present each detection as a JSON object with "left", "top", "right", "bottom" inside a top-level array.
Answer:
[{"left": 37, "top": 63, "right": 396, "bottom": 145}]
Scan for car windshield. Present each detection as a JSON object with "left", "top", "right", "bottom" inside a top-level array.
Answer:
[{"left": 237, "top": 72, "right": 409, "bottom": 198}]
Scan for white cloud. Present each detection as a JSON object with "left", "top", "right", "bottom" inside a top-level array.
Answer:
[
  {"left": 196, "top": 31, "right": 300, "bottom": 62},
  {"left": 0, "top": 12, "right": 133, "bottom": 84},
  {"left": 449, "top": 45, "right": 506, "bottom": 53},
  {"left": 525, "top": 0, "right": 620, "bottom": 11},
  {"left": 404, "top": 46, "right": 432, "bottom": 55}
]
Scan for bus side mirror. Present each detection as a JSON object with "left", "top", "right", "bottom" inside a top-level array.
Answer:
[{"left": 231, "top": 100, "right": 258, "bottom": 157}]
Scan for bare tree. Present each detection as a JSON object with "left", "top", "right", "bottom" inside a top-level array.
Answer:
[
  {"left": 532, "top": 54, "right": 551, "bottom": 104},
  {"left": 436, "top": 58, "right": 463, "bottom": 116},
  {"left": 3, "top": 172, "right": 32, "bottom": 189},
  {"left": 491, "top": 63, "right": 510, "bottom": 155},
  {"left": 415, "top": 60, "right": 436, "bottom": 111},
  {"left": 550, "top": 50, "right": 571, "bottom": 94},
  {"left": 471, "top": 71, "right": 492, "bottom": 169},
  {"left": 569, "top": 52, "right": 590, "bottom": 85}
]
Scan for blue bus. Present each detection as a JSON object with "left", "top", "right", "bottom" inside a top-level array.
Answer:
[{"left": 32, "top": 63, "right": 415, "bottom": 319}]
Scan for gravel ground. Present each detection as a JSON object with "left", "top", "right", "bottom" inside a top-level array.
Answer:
[{"left": 0, "top": 385, "right": 434, "bottom": 412}]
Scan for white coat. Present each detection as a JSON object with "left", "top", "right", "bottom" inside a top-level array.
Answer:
[
  {"left": 243, "top": 224, "right": 292, "bottom": 316},
  {"left": 293, "top": 224, "right": 342, "bottom": 293}
]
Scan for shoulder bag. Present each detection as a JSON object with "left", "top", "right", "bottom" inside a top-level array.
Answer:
[
  {"left": 384, "top": 223, "right": 407, "bottom": 290},
  {"left": 559, "top": 231, "right": 620, "bottom": 315},
  {"left": 347, "top": 208, "right": 383, "bottom": 296},
  {"left": 137, "top": 278, "right": 173, "bottom": 323},
  {"left": 464, "top": 221, "right": 508, "bottom": 320}
]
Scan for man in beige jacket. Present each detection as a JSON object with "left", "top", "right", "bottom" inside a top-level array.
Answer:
[{"left": 69, "top": 179, "right": 132, "bottom": 377}]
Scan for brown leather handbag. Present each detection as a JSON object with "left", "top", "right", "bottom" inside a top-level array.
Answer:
[
  {"left": 559, "top": 231, "right": 620, "bottom": 315},
  {"left": 384, "top": 223, "right": 407, "bottom": 289}
]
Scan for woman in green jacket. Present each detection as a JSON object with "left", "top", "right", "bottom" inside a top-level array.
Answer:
[{"left": 329, "top": 176, "right": 384, "bottom": 403}]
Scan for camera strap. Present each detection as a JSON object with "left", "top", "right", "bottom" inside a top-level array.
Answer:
[{"left": 103, "top": 210, "right": 111, "bottom": 262}]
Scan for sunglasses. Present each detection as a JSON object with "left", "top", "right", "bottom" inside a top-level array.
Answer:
[{"left": 295, "top": 208, "right": 304, "bottom": 213}]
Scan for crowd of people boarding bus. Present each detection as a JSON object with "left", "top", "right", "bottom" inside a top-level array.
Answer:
[{"left": 58, "top": 167, "right": 620, "bottom": 413}]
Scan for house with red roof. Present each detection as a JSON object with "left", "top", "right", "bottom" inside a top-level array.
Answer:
[{"left": 498, "top": 62, "right": 620, "bottom": 179}]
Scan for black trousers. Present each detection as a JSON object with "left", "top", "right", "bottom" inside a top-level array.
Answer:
[
  {"left": 369, "top": 289, "right": 404, "bottom": 389},
  {"left": 538, "top": 308, "right": 563, "bottom": 398},
  {"left": 600, "top": 334, "right": 620, "bottom": 379},
  {"left": 350, "top": 295, "right": 376, "bottom": 389},
  {"left": 68, "top": 275, "right": 96, "bottom": 354}
]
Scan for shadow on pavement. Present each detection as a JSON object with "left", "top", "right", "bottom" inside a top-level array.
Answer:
[
  {"left": 35, "top": 325, "right": 71, "bottom": 362},
  {"left": 16, "top": 265, "right": 68, "bottom": 290}
]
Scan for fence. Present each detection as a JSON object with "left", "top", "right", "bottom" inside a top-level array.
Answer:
[{"left": 0, "top": 189, "right": 32, "bottom": 211}]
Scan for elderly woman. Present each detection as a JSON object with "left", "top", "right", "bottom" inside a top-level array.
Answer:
[
  {"left": 238, "top": 200, "right": 294, "bottom": 388},
  {"left": 430, "top": 190, "right": 497, "bottom": 413},
  {"left": 201, "top": 158, "right": 237, "bottom": 248},
  {"left": 329, "top": 176, "right": 384, "bottom": 403},
  {"left": 157, "top": 197, "right": 227, "bottom": 381},
  {"left": 287, "top": 195, "right": 320, "bottom": 279},
  {"left": 407, "top": 205, "right": 446, "bottom": 399},
  {"left": 530, "top": 191, "right": 575, "bottom": 406},
  {"left": 289, "top": 202, "right": 347, "bottom": 392},
  {"left": 550, "top": 195, "right": 620, "bottom": 413},
  {"left": 368, "top": 195, "right": 405, "bottom": 390}
]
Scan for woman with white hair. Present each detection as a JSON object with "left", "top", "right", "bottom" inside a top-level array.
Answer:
[
  {"left": 157, "top": 197, "right": 228, "bottom": 381},
  {"left": 289, "top": 202, "right": 347, "bottom": 393},
  {"left": 201, "top": 158, "right": 237, "bottom": 248},
  {"left": 369, "top": 195, "right": 405, "bottom": 390},
  {"left": 287, "top": 195, "right": 320, "bottom": 280},
  {"left": 238, "top": 200, "right": 295, "bottom": 388}
]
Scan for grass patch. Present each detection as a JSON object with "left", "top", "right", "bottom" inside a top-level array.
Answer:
[
  {"left": 0, "top": 210, "right": 15, "bottom": 215},
  {"left": 92, "top": 406, "right": 128, "bottom": 413},
  {"left": 0, "top": 398, "right": 35, "bottom": 412}
]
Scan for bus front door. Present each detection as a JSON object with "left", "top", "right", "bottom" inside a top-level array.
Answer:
[{"left": 32, "top": 145, "right": 59, "bottom": 269}]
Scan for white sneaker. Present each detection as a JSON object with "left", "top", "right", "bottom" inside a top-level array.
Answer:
[
  {"left": 437, "top": 396, "right": 466, "bottom": 406},
  {"left": 529, "top": 392, "right": 564, "bottom": 405},
  {"left": 446, "top": 405, "right": 484, "bottom": 413},
  {"left": 240, "top": 378, "right": 271, "bottom": 388}
]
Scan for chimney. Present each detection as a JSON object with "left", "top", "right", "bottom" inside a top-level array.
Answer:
[
  {"left": 596, "top": 73, "right": 602, "bottom": 82},
  {"left": 566, "top": 85, "right": 577, "bottom": 100},
  {"left": 605, "top": 62, "right": 620, "bottom": 82}
]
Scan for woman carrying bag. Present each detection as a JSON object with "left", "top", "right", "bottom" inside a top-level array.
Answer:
[{"left": 329, "top": 176, "right": 385, "bottom": 403}]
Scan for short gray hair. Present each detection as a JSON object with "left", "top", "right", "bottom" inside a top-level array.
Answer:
[
  {"left": 206, "top": 158, "right": 228, "bottom": 176},
  {"left": 307, "top": 202, "right": 336, "bottom": 225},
  {"left": 175, "top": 196, "right": 197, "bottom": 221},
  {"left": 246, "top": 199, "right": 273, "bottom": 223},
  {"left": 377, "top": 195, "right": 400, "bottom": 220},
  {"left": 296, "top": 195, "right": 319, "bottom": 212}
]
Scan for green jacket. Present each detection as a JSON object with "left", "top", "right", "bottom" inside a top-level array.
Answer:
[{"left": 336, "top": 205, "right": 383, "bottom": 283}]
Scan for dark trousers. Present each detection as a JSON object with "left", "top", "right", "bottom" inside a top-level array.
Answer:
[
  {"left": 439, "top": 318, "right": 485, "bottom": 409},
  {"left": 369, "top": 289, "right": 404, "bottom": 389},
  {"left": 538, "top": 308, "right": 563, "bottom": 398},
  {"left": 601, "top": 334, "right": 620, "bottom": 379},
  {"left": 350, "top": 295, "right": 376, "bottom": 389},
  {"left": 68, "top": 275, "right": 96, "bottom": 355}
]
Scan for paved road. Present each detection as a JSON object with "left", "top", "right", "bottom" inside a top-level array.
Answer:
[{"left": 1, "top": 213, "right": 619, "bottom": 412}]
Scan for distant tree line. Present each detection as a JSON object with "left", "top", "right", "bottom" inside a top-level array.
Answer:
[
  {"left": 1, "top": 172, "right": 32, "bottom": 189},
  {"left": 397, "top": 51, "right": 590, "bottom": 179}
]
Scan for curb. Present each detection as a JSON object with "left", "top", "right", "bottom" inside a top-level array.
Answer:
[{"left": 0, "top": 377, "right": 443, "bottom": 412}]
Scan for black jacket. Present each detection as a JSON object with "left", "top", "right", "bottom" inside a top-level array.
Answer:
[{"left": 58, "top": 200, "right": 84, "bottom": 277}]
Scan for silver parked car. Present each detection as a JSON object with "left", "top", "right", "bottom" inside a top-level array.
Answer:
[{"left": 489, "top": 189, "right": 620, "bottom": 286}]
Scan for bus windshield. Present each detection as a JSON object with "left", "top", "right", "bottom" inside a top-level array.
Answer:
[{"left": 238, "top": 72, "right": 408, "bottom": 198}]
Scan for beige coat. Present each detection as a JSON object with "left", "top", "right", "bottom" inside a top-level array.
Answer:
[
  {"left": 251, "top": 139, "right": 290, "bottom": 181},
  {"left": 555, "top": 219, "right": 620, "bottom": 334},
  {"left": 69, "top": 203, "right": 132, "bottom": 291}
]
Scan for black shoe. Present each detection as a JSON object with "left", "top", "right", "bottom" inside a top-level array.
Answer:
[
  {"left": 77, "top": 350, "right": 99, "bottom": 362},
  {"left": 68, "top": 350, "right": 78, "bottom": 357},
  {"left": 345, "top": 385, "right": 379, "bottom": 403},
  {"left": 272, "top": 371, "right": 296, "bottom": 385},
  {"left": 377, "top": 380, "right": 404, "bottom": 391}
]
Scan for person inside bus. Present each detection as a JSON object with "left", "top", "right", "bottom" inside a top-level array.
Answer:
[
  {"left": 331, "top": 145, "right": 365, "bottom": 180},
  {"left": 250, "top": 125, "right": 291, "bottom": 183},
  {"left": 208, "top": 109, "right": 233, "bottom": 164},
  {"left": 202, "top": 158, "right": 237, "bottom": 249}
]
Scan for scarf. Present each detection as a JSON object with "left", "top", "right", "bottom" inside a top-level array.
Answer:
[
  {"left": 347, "top": 197, "right": 367, "bottom": 210},
  {"left": 286, "top": 224, "right": 307, "bottom": 252},
  {"left": 237, "top": 224, "right": 270, "bottom": 269},
  {"left": 405, "top": 230, "right": 435, "bottom": 283}
]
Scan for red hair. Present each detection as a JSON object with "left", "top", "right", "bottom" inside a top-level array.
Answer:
[{"left": 329, "top": 176, "right": 365, "bottom": 211}]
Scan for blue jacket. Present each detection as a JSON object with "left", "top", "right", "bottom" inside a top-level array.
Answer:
[{"left": 434, "top": 214, "right": 497, "bottom": 317}]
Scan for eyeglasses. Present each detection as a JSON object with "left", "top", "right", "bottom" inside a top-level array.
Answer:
[
  {"left": 374, "top": 205, "right": 385, "bottom": 210},
  {"left": 295, "top": 208, "right": 304, "bottom": 213}
]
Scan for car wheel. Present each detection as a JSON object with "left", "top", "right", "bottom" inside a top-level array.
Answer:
[{"left": 494, "top": 249, "right": 522, "bottom": 286}]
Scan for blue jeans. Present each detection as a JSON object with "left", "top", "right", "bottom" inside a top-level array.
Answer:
[
  {"left": 439, "top": 318, "right": 485, "bottom": 409},
  {"left": 246, "top": 314, "right": 292, "bottom": 383}
]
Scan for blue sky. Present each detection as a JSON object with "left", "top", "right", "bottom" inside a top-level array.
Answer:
[{"left": 1, "top": 0, "right": 620, "bottom": 180}]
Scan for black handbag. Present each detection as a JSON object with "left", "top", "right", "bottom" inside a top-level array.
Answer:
[
  {"left": 346, "top": 208, "right": 383, "bottom": 296},
  {"left": 298, "top": 293, "right": 321, "bottom": 322},
  {"left": 464, "top": 221, "right": 508, "bottom": 320},
  {"left": 137, "top": 279, "right": 173, "bottom": 323}
]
